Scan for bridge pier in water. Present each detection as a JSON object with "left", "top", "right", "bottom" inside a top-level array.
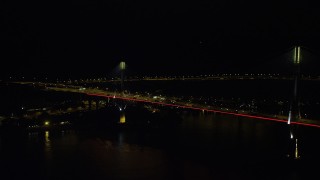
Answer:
[{"left": 119, "top": 110, "right": 126, "bottom": 124}]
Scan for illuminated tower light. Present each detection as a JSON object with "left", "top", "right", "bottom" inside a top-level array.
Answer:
[
  {"left": 293, "top": 46, "right": 301, "bottom": 64},
  {"left": 120, "top": 61, "right": 126, "bottom": 70}
]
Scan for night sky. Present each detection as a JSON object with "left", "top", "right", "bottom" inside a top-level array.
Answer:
[{"left": 1, "top": 0, "right": 320, "bottom": 78}]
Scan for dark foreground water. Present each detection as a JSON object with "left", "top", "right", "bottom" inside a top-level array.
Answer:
[{"left": 1, "top": 107, "right": 320, "bottom": 180}]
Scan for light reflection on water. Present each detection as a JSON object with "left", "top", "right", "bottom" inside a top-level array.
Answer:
[
  {"left": 295, "top": 138, "right": 300, "bottom": 159},
  {"left": 119, "top": 112, "right": 126, "bottom": 124},
  {"left": 0, "top": 109, "right": 319, "bottom": 179},
  {"left": 288, "top": 125, "right": 301, "bottom": 160},
  {"left": 44, "top": 131, "right": 51, "bottom": 158}
]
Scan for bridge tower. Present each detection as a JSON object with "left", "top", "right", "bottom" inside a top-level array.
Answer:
[
  {"left": 120, "top": 61, "right": 126, "bottom": 94},
  {"left": 288, "top": 46, "right": 301, "bottom": 124},
  {"left": 287, "top": 46, "right": 301, "bottom": 160},
  {"left": 119, "top": 61, "right": 126, "bottom": 124}
]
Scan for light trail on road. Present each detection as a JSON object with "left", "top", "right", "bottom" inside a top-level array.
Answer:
[{"left": 86, "top": 93, "right": 320, "bottom": 129}]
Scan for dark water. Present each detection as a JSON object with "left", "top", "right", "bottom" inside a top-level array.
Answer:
[{"left": 1, "top": 108, "right": 320, "bottom": 180}]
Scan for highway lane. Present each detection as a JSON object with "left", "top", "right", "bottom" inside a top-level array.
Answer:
[{"left": 26, "top": 82, "right": 320, "bottom": 129}]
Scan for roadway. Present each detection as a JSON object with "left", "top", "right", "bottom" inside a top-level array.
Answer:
[{"left": 17, "top": 81, "right": 320, "bottom": 129}]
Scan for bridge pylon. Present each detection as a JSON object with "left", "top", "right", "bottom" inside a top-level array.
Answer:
[
  {"left": 118, "top": 61, "right": 126, "bottom": 124},
  {"left": 287, "top": 46, "right": 302, "bottom": 160},
  {"left": 288, "top": 46, "right": 301, "bottom": 124},
  {"left": 120, "top": 61, "right": 126, "bottom": 94}
]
